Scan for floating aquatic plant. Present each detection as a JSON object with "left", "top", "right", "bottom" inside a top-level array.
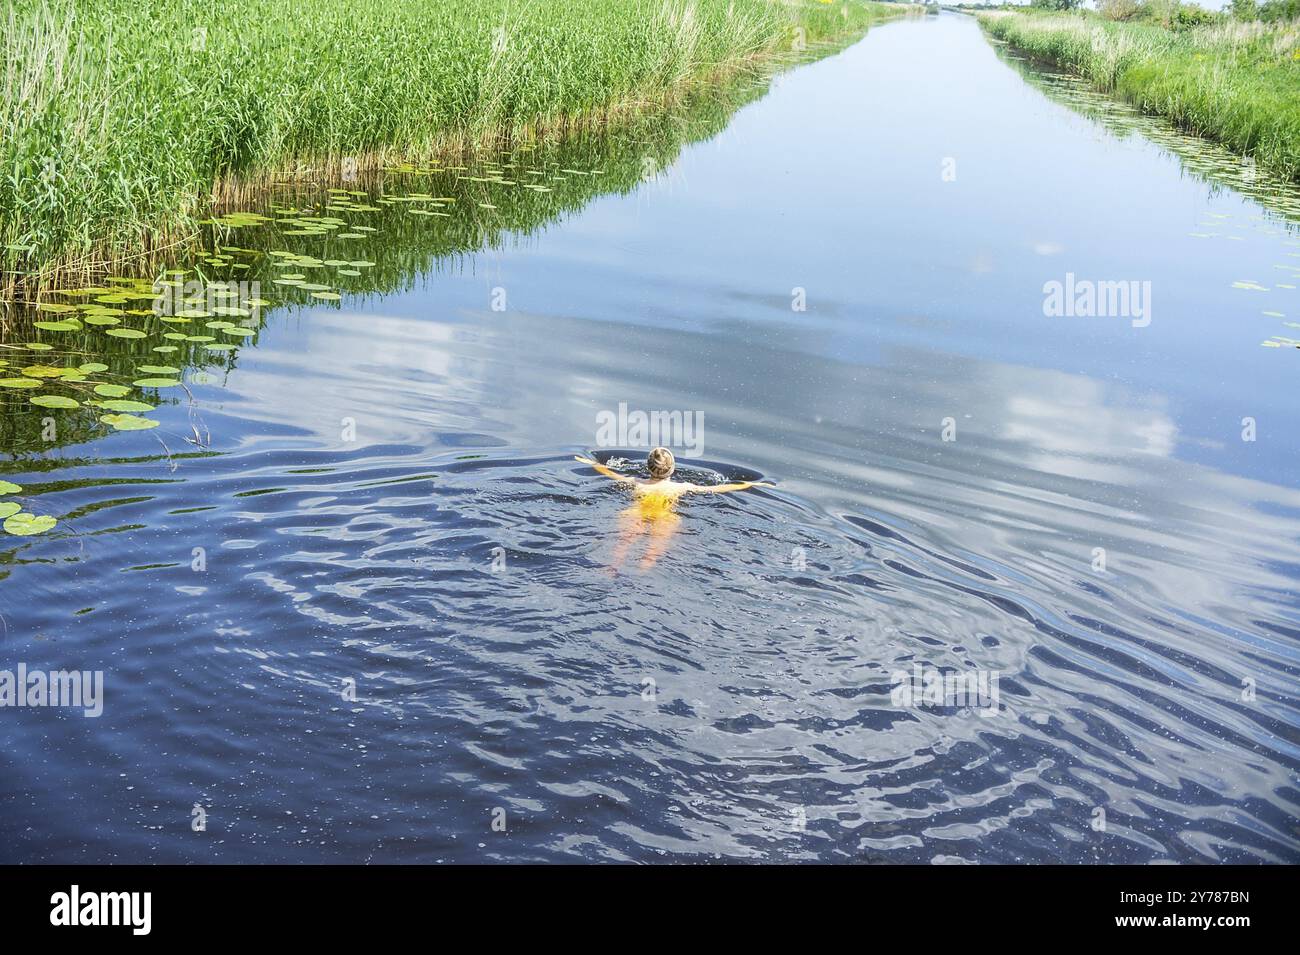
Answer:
[{"left": 3, "top": 512, "right": 57, "bottom": 535}]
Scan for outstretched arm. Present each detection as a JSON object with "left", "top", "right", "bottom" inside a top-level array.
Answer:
[
  {"left": 575, "top": 455, "right": 635, "bottom": 483},
  {"left": 688, "top": 480, "right": 774, "bottom": 495}
]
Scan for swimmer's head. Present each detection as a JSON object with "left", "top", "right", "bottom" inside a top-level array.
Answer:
[{"left": 646, "top": 447, "right": 675, "bottom": 480}]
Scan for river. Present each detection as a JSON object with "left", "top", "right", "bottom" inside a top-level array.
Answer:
[{"left": 1, "top": 12, "right": 1297, "bottom": 863}]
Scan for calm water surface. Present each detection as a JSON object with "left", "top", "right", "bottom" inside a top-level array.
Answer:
[{"left": 2, "top": 13, "right": 1298, "bottom": 863}]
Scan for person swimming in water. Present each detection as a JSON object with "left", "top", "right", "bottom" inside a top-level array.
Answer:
[{"left": 575, "top": 447, "right": 771, "bottom": 570}]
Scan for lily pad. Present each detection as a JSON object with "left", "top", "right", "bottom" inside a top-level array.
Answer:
[
  {"left": 100, "top": 399, "right": 155, "bottom": 413},
  {"left": 94, "top": 384, "right": 132, "bottom": 398},
  {"left": 138, "top": 365, "right": 179, "bottom": 375},
  {"left": 0, "top": 502, "right": 21, "bottom": 520},
  {"left": 132, "top": 378, "right": 181, "bottom": 388},
  {"left": 30, "top": 395, "right": 80, "bottom": 409},
  {"left": 0, "top": 378, "right": 42, "bottom": 389},
  {"left": 106, "top": 328, "right": 147, "bottom": 339},
  {"left": 101, "top": 413, "right": 159, "bottom": 431},
  {"left": 0, "top": 480, "right": 21, "bottom": 494},
  {"left": 3, "top": 512, "right": 56, "bottom": 536}
]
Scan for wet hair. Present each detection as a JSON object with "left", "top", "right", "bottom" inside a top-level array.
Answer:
[{"left": 646, "top": 447, "right": 675, "bottom": 479}]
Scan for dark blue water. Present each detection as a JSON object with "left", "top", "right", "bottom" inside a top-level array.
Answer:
[{"left": 2, "top": 13, "right": 1298, "bottom": 863}]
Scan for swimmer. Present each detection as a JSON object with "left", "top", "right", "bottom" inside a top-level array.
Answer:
[
  {"left": 574, "top": 447, "right": 770, "bottom": 497},
  {"left": 574, "top": 447, "right": 771, "bottom": 571}
]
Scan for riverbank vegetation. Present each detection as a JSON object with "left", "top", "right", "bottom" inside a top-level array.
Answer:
[
  {"left": 2, "top": 0, "right": 904, "bottom": 290},
  {"left": 976, "top": 6, "right": 1300, "bottom": 180},
  {"left": 0, "top": 79, "right": 790, "bottom": 537}
]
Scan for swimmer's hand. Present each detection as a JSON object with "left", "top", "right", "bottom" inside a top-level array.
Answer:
[{"left": 574, "top": 454, "right": 634, "bottom": 483}]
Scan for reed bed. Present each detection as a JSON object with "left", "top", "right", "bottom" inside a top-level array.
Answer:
[{"left": 2, "top": 0, "right": 903, "bottom": 288}]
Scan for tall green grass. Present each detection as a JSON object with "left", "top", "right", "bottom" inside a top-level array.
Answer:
[
  {"left": 1, "top": 0, "right": 902, "bottom": 288},
  {"left": 977, "top": 11, "right": 1300, "bottom": 180}
]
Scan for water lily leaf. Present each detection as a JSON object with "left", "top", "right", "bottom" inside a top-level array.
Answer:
[
  {"left": 99, "top": 399, "right": 155, "bottom": 413},
  {"left": 0, "top": 378, "right": 42, "bottom": 389},
  {"left": 79, "top": 362, "right": 109, "bottom": 374},
  {"left": 83, "top": 315, "right": 122, "bottom": 326},
  {"left": 34, "top": 320, "right": 78, "bottom": 331},
  {"left": 0, "top": 480, "right": 21, "bottom": 494},
  {"left": 30, "top": 395, "right": 80, "bottom": 409},
  {"left": 101, "top": 413, "right": 159, "bottom": 431},
  {"left": 94, "top": 383, "right": 132, "bottom": 398},
  {"left": 310, "top": 291, "right": 341, "bottom": 301},
  {"left": 0, "top": 502, "right": 21, "bottom": 519},
  {"left": 138, "top": 365, "right": 179, "bottom": 374},
  {"left": 133, "top": 377, "right": 181, "bottom": 388},
  {"left": 106, "top": 328, "right": 147, "bottom": 339},
  {"left": 3, "top": 512, "right": 56, "bottom": 536}
]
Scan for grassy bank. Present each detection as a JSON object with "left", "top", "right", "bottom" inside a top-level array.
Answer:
[
  {"left": 2, "top": 0, "right": 903, "bottom": 289},
  {"left": 976, "top": 10, "right": 1300, "bottom": 180}
]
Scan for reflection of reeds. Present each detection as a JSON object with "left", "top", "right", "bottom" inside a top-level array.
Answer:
[
  {"left": 0, "top": 65, "right": 818, "bottom": 457},
  {"left": 977, "top": 11, "right": 1300, "bottom": 182},
  {"left": 1, "top": 0, "right": 904, "bottom": 293}
]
